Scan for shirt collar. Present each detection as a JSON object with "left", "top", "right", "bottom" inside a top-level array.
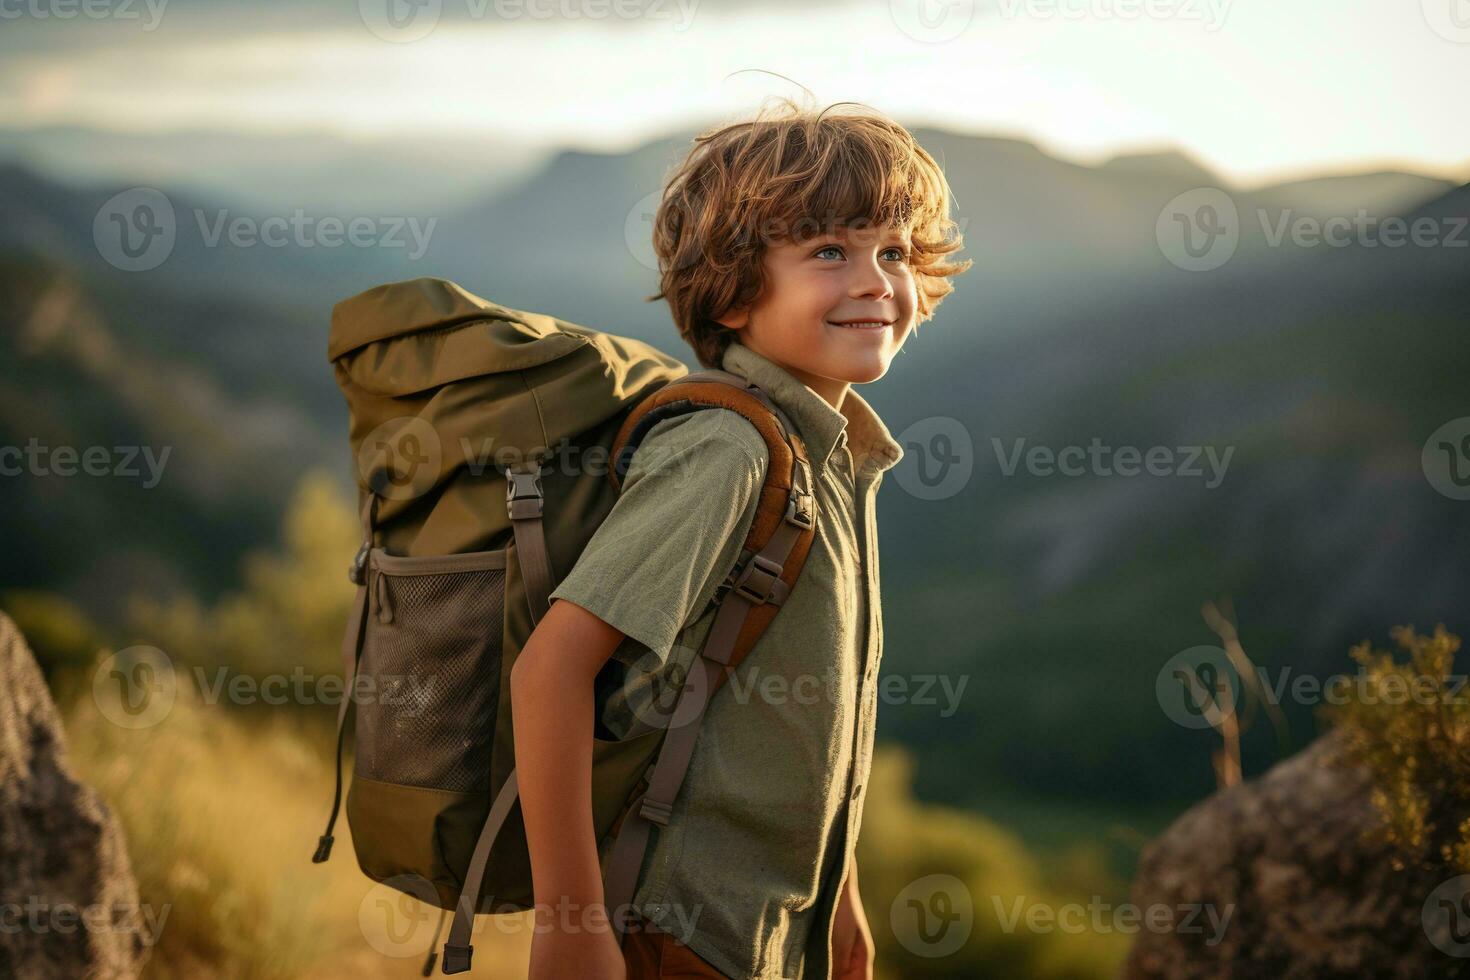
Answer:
[{"left": 720, "top": 340, "right": 905, "bottom": 477}]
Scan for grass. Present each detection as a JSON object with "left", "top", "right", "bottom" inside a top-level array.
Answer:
[{"left": 57, "top": 665, "right": 533, "bottom": 980}]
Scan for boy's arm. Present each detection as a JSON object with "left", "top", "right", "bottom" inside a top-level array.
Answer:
[
  {"left": 510, "top": 597, "right": 627, "bottom": 917},
  {"left": 833, "top": 848, "right": 875, "bottom": 978},
  {"left": 511, "top": 407, "right": 768, "bottom": 955}
]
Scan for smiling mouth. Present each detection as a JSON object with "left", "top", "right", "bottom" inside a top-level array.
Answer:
[{"left": 827, "top": 320, "right": 892, "bottom": 330}]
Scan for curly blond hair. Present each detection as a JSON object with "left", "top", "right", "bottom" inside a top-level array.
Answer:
[{"left": 647, "top": 96, "right": 972, "bottom": 368}]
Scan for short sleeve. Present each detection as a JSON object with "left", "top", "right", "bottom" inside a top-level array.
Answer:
[{"left": 548, "top": 407, "right": 769, "bottom": 669}]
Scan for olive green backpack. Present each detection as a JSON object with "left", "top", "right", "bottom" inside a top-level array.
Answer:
[{"left": 310, "top": 278, "right": 818, "bottom": 974}]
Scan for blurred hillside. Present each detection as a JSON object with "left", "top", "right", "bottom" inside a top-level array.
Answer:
[{"left": 1, "top": 125, "right": 1466, "bottom": 843}]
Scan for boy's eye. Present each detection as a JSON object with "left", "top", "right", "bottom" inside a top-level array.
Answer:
[{"left": 814, "top": 244, "right": 910, "bottom": 262}]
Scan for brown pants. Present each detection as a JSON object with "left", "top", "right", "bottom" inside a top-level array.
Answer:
[{"left": 621, "top": 915, "right": 729, "bottom": 979}]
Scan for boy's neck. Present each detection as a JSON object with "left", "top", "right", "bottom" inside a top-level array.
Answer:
[{"left": 733, "top": 340, "right": 851, "bottom": 412}]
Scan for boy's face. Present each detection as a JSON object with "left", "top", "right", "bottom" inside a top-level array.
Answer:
[{"left": 715, "top": 221, "right": 917, "bottom": 408}]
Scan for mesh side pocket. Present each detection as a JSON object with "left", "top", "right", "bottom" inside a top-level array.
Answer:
[{"left": 354, "top": 549, "right": 506, "bottom": 794}]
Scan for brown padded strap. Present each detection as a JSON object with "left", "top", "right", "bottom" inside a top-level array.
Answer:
[{"left": 609, "top": 376, "right": 817, "bottom": 679}]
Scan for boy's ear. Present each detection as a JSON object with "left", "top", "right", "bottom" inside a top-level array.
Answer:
[{"left": 713, "top": 304, "right": 750, "bottom": 331}]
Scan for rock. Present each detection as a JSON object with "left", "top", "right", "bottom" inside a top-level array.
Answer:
[
  {"left": 1123, "top": 728, "right": 1470, "bottom": 979},
  {"left": 0, "top": 611, "right": 149, "bottom": 979}
]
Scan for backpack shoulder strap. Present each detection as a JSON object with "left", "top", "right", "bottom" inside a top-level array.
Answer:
[
  {"left": 608, "top": 369, "right": 817, "bottom": 694},
  {"left": 598, "top": 371, "right": 818, "bottom": 938}
]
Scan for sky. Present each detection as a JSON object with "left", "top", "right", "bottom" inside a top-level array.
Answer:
[{"left": 1, "top": 0, "right": 1468, "bottom": 187}]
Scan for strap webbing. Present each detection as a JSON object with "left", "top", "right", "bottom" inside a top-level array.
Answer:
[
  {"left": 312, "top": 493, "right": 375, "bottom": 864},
  {"left": 508, "top": 463, "right": 555, "bottom": 625},
  {"left": 441, "top": 769, "right": 522, "bottom": 973}
]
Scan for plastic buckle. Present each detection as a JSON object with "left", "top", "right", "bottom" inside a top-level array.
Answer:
[
  {"left": 732, "top": 555, "right": 783, "bottom": 605},
  {"left": 640, "top": 795, "right": 673, "bottom": 826},
  {"left": 440, "top": 943, "right": 472, "bottom": 974},
  {"left": 348, "top": 543, "right": 369, "bottom": 586},
  {"left": 784, "top": 491, "right": 815, "bottom": 530},
  {"left": 505, "top": 468, "right": 545, "bottom": 520}
]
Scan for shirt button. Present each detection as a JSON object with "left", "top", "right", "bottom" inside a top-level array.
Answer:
[{"left": 850, "top": 782, "right": 863, "bottom": 800}]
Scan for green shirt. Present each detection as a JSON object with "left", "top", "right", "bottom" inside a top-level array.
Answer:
[{"left": 548, "top": 339, "right": 904, "bottom": 979}]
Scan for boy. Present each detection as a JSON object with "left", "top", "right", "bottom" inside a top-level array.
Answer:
[{"left": 510, "top": 98, "right": 970, "bottom": 979}]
